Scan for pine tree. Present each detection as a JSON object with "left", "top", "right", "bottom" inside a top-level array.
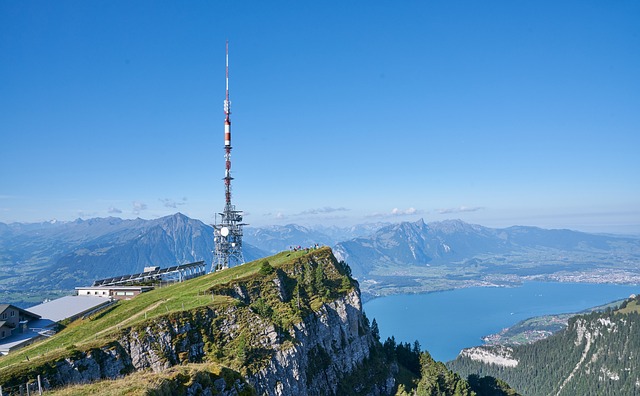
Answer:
[
  {"left": 314, "top": 262, "right": 324, "bottom": 293},
  {"left": 304, "top": 262, "right": 315, "bottom": 293},
  {"left": 371, "top": 318, "right": 380, "bottom": 341}
]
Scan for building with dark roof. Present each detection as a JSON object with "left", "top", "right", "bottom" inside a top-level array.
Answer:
[
  {"left": 0, "top": 297, "right": 112, "bottom": 355},
  {"left": 0, "top": 304, "right": 40, "bottom": 341}
]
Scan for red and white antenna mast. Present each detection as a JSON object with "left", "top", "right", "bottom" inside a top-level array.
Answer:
[
  {"left": 224, "top": 40, "right": 232, "bottom": 204},
  {"left": 211, "top": 40, "right": 246, "bottom": 272}
]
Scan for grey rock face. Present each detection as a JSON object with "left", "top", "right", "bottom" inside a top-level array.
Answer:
[
  {"left": 36, "top": 288, "right": 389, "bottom": 394},
  {"left": 248, "top": 290, "right": 377, "bottom": 396},
  {"left": 47, "top": 346, "right": 133, "bottom": 387}
]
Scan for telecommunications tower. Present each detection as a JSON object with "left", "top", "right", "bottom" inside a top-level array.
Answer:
[{"left": 211, "top": 41, "right": 246, "bottom": 272}]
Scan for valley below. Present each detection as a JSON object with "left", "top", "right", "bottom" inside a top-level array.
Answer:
[{"left": 358, "top": 251, "right": 640, "bottom": 303}]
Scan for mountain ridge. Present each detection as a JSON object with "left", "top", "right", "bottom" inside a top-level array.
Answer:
[
  {"left": 2, "top": 214, "right": 639, "bottom": 306},
  {"left": 333, "top": 218, "right": 640, "bottom": 299},
  {"left": 0, "top": 213, "right": 267, "bottom": 306},
  {"left": 0, "top": 248, "right": 397, "bottom": 395}
]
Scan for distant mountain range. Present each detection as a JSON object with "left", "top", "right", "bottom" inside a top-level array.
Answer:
[
  {"left": 243, "top": 222, "right": 388, "bottom": 253},
  {"left": 2, "top": 214, "right": 639, "bottom": 306},
  {"left": 0, "top": 213, "right": 268, "bottom": 305},
  {"left": 333, "top": 219, "right": 640, "bottom": 299},
  {"left": 333, "top": 218, "right": 637, "bottom": 276}
]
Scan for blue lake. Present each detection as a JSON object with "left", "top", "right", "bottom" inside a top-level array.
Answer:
[{"left": 363, "top": 282, "right": 639, "bottom": 362}]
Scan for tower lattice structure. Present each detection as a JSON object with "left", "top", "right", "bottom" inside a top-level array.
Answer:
[{"left": 211, "top": 41, "right": 246, "bottom": 272}]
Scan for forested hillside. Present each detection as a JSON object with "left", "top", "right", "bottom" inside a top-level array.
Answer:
[
  {"left": 448, "top": 295, "right": 640, "bottom": 395},
  {"left": 393, "top": 347, "right": 520, "bottom": 396}
]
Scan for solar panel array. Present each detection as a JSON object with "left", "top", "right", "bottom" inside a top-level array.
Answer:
[{"left": 92, "top": 261, "right": 205, "bottom": 287}]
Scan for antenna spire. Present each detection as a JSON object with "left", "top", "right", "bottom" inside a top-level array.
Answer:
[
  {"left": 225, "top": 40, "right": 230, "bottom": 114},
  {"left": 223, "top": 40, "right": 232, "bottom": 202},
  {"left": 211, "top": 40, "right": 246, "bottom": 273}
]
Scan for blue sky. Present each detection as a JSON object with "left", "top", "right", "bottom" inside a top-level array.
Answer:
[{"left": 1, "top": 1, "right": 639, "bottom": 233}]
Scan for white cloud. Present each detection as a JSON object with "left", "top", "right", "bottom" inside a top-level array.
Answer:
[
  {"left": 438, "top": 206, "right": 484, "bottom": 214},
  {"left": 367, "top": 207, "right": 422, "bottom": 218},
  {"left": 108, "top": 207, "right": 123, "bottom": 214},
  {"left": 262, "top": 211, "right": 288, "bottom": 220},
  {"left": 160, "top": 197, "right": 187, "bottom": 208},
  {"left": 296, "top": 207, "right": 349, "bottom": 216},
  {"left": 132, "top": 201, "right": 148, "bottom": 215},
  {"left": 391, "top": 207, "right": 418, "bottom": 216},
  {"left": 77, "top": 210, "right": 98, "bottom": 218}
]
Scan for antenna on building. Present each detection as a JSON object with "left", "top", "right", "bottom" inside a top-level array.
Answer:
[{"left": 211, "top": 41, "right": 247, "bottom": 272}]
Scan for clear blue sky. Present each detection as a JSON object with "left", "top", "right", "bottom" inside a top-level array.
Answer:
[{"left": 1, "top": 1, "right": 639, "bottom": 233}]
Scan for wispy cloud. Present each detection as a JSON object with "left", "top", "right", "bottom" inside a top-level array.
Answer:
[
  {"left": 392, "top": 207, "right": 418, "bottom": 216},
  {"left": 367, "top": 207, "right": 422, "bottom": 218},
  {"left": 295, "top": 207, "right": 349, "bottom": 216},
  {"left": 132, "top": 201, "right": 148, "bottom": 215},
  {"left": 77, "top": 210, "right": 98, "bottom": 218},
  {"left": 160, "top": 197, "right": 187, "bottom": 208},
  {"left": 438, "top": 206, "right": 484, "bottom": 214},
  {"left": 108, "top": 206, "right": 123, "bottom": 214},
  {"left": 263, "top": 212, "right": 287, "bottom": 220}
]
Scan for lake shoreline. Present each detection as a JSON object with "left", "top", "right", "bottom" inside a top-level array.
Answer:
[{"left": 363, "top": 281, "right": 640, "bottom": 362}]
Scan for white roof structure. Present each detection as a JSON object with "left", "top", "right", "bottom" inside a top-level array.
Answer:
[
  {"left": 0, "top": 318, "right": 56, "bottom": 355},
  {"left": 1, "top": 296, "right": 111, "bottom": 354},
  {"left": 28, "top": 296, "right": 111, "bottom": 322},
  {"left": 75, "top": 286, "right": 151, "bottom": 291}
]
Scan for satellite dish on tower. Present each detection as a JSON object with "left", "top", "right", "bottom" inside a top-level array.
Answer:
[{"left": 210, "top": 41, "right": 247, "bottom": 273}]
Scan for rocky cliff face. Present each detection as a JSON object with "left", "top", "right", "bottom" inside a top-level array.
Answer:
[
  {"left": 115, "top": 288, "right": 386, "bottom": 395},
  {"left": 249, "top": 289, "right": 381, "bottom": 395},
  {"left": 1, "top": 248, "right": 395, "bottom": 395},
  {"left": 458, "top": 345, "right": 518, "bottom": 368}
]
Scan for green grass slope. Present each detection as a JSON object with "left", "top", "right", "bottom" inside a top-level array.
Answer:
[
  {"left": 0, "top": 247, "right": 354, "bottom": 386},
  {"left": 45, "top": 363, "right": 255, "bottom": 396}
]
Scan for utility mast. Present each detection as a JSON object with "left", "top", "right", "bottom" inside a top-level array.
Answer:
[{"left": 211, "top": 41, "right": 246, "bottom": 272}]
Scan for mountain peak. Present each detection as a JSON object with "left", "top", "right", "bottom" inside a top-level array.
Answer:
[
  {"left": 427, "top": 219, "right": 478, "bottom": 233},
  {"left": 154, "top": 212, "right": 195, "bottom": 225}
]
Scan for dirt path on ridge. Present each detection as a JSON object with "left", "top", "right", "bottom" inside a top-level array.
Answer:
[{"left": 93, "top": 299, "right": 171, "bottom": 338}]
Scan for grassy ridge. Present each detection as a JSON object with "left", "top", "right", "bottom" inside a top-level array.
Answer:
[
  {"left": 46, "top": 363, "right": 255, "bottom": 396},
  {"left": 0, "top": 248, "right": 315, "bottom": 373},
  {"left": 617, "top": 297, "right": 640, "bottom": 314}
]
